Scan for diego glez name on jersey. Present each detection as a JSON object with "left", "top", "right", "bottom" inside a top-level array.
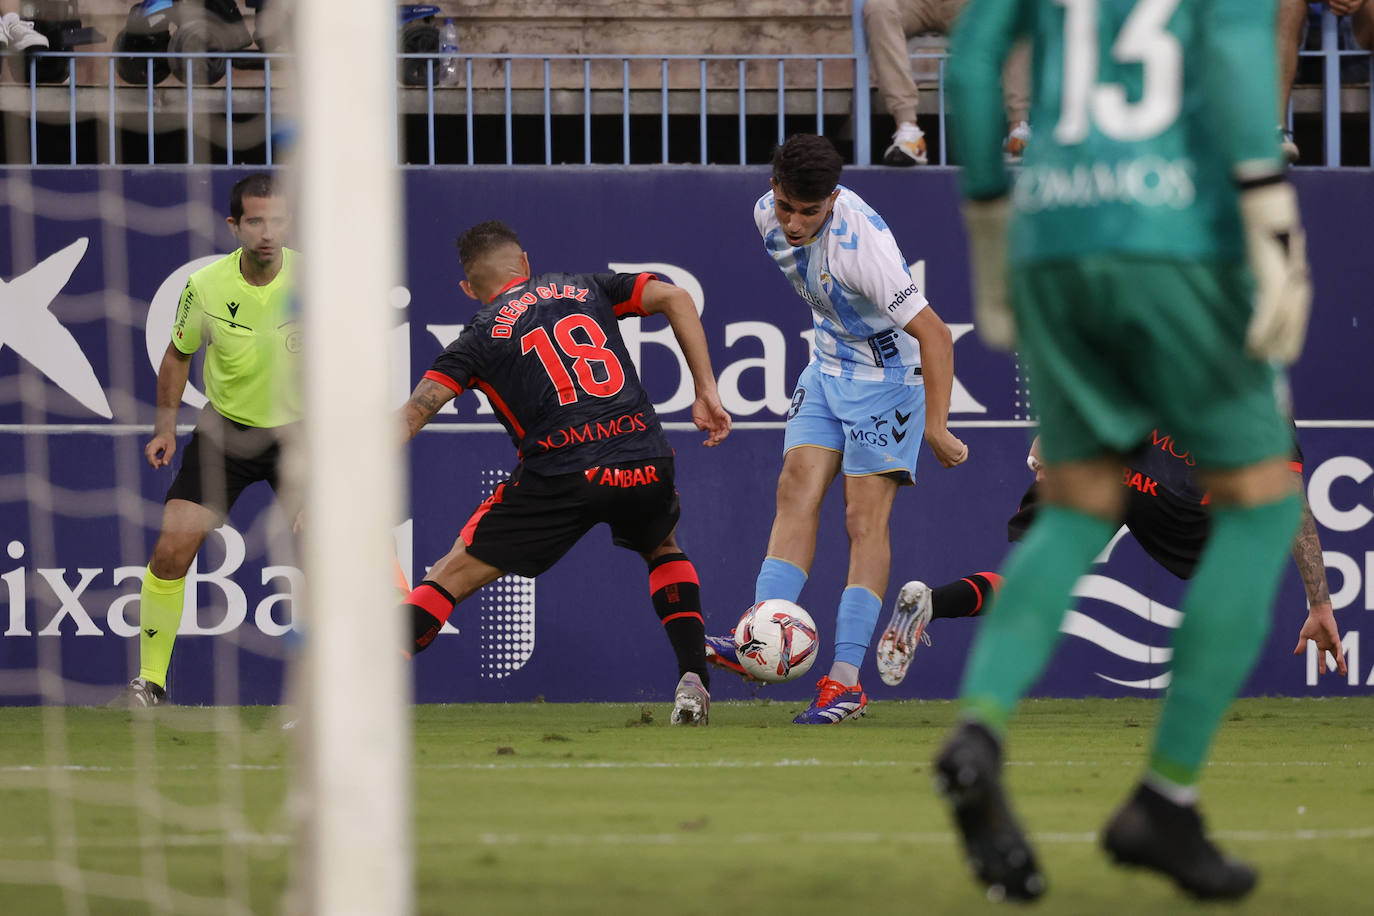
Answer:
[{"left": 490, "top": 283, "right": 591, "bottom": 339}]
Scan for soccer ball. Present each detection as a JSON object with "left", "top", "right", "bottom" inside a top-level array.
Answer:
[{"left": 733, "top": 599, "right": 819, "bottom": 684}]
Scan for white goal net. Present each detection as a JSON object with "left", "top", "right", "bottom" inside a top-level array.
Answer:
[{"left": 0, "top": 0, "right": 410, "bottom": 912}]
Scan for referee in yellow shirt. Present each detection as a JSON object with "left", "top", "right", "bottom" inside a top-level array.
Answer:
[{"left": 117, "top": 173, "right": 300, "bottom": 706}]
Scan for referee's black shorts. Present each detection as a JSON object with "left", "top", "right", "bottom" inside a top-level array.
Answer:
[
  {"left": 165, "top": 409, "right": 299, "bottom": 518},
  {"left": 461, "top": 457, "right": 681, "bottom": 578}
]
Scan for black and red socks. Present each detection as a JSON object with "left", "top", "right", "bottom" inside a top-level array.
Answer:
[
  {"left": 931, "top": 572, "right": 1003, "bottom": 620},
  {"left": 403, "top": 579, "right": 456, "bottom": 657},
  {"left": 649, "top": 552, "right": 709, "bottom": 689}
]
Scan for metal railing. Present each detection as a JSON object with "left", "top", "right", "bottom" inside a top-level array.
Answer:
[
  {"left": 1, "top": 7, "right": 1368, "bottom": 168},
  {"left": 395, "top": 51, "right": 860, "bottom": 167},
  {"left": 6, "top": 50, "right": 287, "bottom": 166},
  {"left": 1296, "top": 10, "right": 1374, "bottom": 167}
]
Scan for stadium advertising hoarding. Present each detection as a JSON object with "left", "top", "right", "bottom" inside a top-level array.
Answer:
[{"left": 0, "top": 168, "right": 1371, "bottom": 705}]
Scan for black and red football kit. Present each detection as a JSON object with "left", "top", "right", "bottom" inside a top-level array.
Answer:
[
  {"left": 906, "top": 427, "right": 1308, "bottom": 624},
  {"left": 422, "top": 271, "right": 679, "bottom": 577},
  {"left": 405, "top": 269, "right": 711, "bottom": 689},
  {"left": 1008, "top": 428, "right": 1303, "bottom": 580}
]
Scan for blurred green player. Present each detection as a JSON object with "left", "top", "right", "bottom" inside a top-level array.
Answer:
[{"left": 935, "top": 0, "right": 1312, "bottom": 903}]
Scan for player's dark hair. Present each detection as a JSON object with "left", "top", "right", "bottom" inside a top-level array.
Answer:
[
  {"left": 229, "top": 173, "right": 281, "bottom": 221},
  {"left": 456, "top": 220, "right": 523, "bottom": 271},
  {"left": 771, "top": 134, "right": 843, "bottom": 202}
]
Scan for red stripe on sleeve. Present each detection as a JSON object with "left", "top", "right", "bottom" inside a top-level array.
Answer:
[
  {"left": 1288, "top": 460, "right": 1303, "bottom": 474},
  {"left": 460, "top": 482, "right": 506, "bottom": 547},
  {"left": 613, "top": 272, "right": 657, "bottom": 318},
  {"left": 423, "top": 370, "right": 464, "bottom": 397},
  {"left": 649, "top": 559, "right": 699, "bottom": 593},
  {"left": 472, "top": 378, "right": 525, "bottom": 439},
  {"left": 406, "top": 583, "right": 455, "bottom": 624}
]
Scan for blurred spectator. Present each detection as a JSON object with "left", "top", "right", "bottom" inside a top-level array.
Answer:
[
  {"left": 0, "top": 1, "right": 49, "bottom": 50},
  {"left": 862, "top": 0, "right": 1028, "bottom": 166},
  {"left": 1278, "top": 0, "right": 1373, "bottom": 162}
]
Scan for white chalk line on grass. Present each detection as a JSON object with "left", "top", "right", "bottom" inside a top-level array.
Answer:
[
  {"left": 470, "top": 826, "right": 1374, "bottom": 847},
  {"left": 2, "top": 826, "right": 1369, "bottom": 853},
  {"left": 0, "top": 759, "right": 1362, "bottom": 775},
  {"left": 0, "top": 832, "right": 292, "bottom": 850}
]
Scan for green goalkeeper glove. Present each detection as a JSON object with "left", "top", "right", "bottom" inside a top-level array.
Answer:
[
  {"left": 1238, "top": 176, "right": 1311, "bottom": 365},
  {"left": 962, "top": 196, "right": 1016, "bottom": 351}
]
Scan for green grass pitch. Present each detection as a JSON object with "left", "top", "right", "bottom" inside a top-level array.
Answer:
[{"left": 1, "top": 697, "right": 1370, "bottom": 914}]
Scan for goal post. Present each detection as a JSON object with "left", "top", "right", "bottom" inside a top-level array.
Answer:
[{"left": 292, "top": 0, "right": 411, "bottom": 911}]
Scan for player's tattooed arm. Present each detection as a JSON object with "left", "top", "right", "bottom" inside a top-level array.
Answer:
[
  {"left": 1290, "top": 474, "right": 1346, "bottom": 676},
  {"left": 400, "top": 377, "right": 457, "bottom": 443},
  {"left": 1291, "top": 496, "right": 1331, "bottom": 608}
]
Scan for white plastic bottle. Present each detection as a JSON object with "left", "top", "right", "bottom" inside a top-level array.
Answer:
[{"left": 438, "top": 18, "right": 460, "bottom": 87}]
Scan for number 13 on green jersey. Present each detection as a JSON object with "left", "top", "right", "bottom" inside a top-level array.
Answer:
[{"left": 949, "top": 0, "right": 1284, "bottom": 264}]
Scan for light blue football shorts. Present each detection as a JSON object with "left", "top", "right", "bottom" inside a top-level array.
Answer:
[{"left": 782, "top": 362, "right": 926, "bottom": 484}]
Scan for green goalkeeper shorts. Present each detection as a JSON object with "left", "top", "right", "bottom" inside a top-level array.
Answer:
[{"left": 1011, "top": 256, "right": 1292, "bottom": 470}]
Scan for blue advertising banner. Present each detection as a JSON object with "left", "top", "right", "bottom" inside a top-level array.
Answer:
[{"left": 1, "top": 167, "right": 1371, "bottom": 705}]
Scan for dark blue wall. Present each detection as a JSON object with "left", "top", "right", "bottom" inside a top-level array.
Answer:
[{"left": 1, "top": 168, "right": 1370, "bottom": 704}]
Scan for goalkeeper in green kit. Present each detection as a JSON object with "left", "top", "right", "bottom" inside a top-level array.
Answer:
[{"left": 934, "top": 0, "right": 1311, "bottom": 903}]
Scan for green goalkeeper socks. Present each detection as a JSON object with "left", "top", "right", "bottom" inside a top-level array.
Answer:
[
  {"left": 960, "top": 507, "right": 1119, "bottom": 733},
  {"left": 1148, "top": 494, "right": 1301, "bottom": 788},
  {"left": 138, "top": 568, "right": 187, "bottom": 689}
]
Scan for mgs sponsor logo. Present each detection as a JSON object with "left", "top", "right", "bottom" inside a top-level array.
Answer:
[
  {"left": 849, "top": 414, "right": 890, "bottom": 448},
  {"left": 848, "top": 407, "right": 913, "bottom": 448}
]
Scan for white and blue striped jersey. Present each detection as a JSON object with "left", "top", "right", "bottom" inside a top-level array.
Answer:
[{"left": 754, "top": 186, "right": 928, "bottom": 385}]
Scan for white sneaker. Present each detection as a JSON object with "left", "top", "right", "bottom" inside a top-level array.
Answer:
[
  {"left": 670, "top": 672, "right": 709, "bottom": 726},
  {"left": 1004, "top": 121, "right": 1031, "bottom": 161},
  {"left": 2, "top": 12, "right": 50, "bottom": 51},
  {"left": 875, "top": 580, "right": 932, "bottom": 686},
  {"left": 883, "top": 125, "right": 928, "bottom": 166}
]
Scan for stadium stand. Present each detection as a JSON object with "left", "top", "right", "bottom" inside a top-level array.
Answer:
[{"left": 0, "top": 0, "right": 1369, "bottom": 166}]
